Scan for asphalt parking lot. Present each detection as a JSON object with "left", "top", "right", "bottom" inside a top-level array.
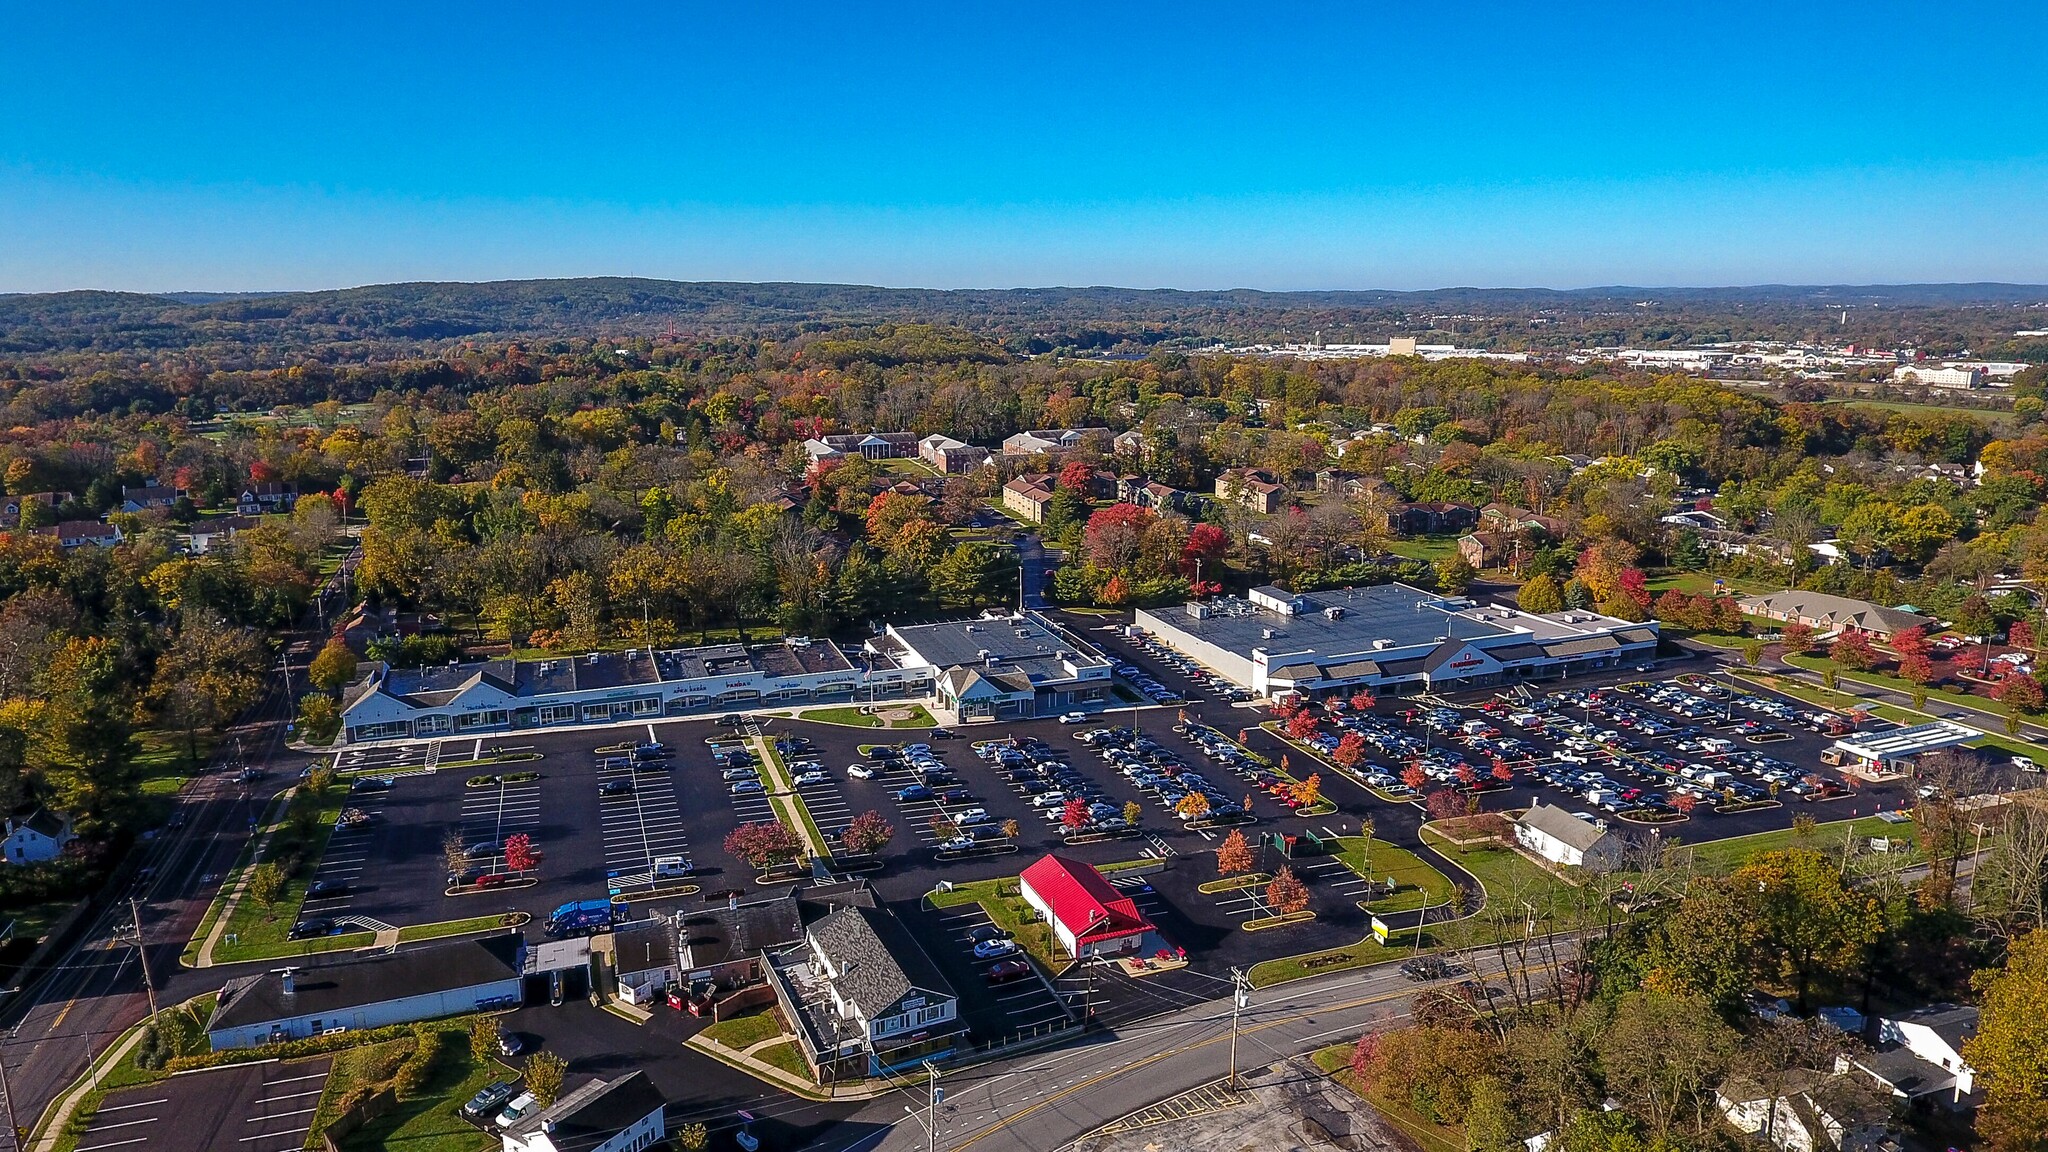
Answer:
[{"left": 78, "top": 1058, "right": 332, "bottom": 1152}]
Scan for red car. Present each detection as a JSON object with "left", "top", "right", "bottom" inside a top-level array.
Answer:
[{"left": 986, "top": 960, "right": 1033, "bottom": 984}]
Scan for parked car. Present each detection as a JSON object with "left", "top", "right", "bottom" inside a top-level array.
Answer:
[
  {"left": 464, "top": 840, "right": 500, "bottom": 858},
  {"left": 307, "top": 879, "right": 349, "bottom": 897},
  {"left": 895, "top": 785, "right": 934, "bottom": 801},
  {"left": 289, "top": 917, "right": 336, "bottom": 939},
  {"left": 1058, "top": 712, "right": 1087, "bottom": 724},
  {"left": 462, "top": 1081, "right": 522, "bottom": 1121},
  {"left": 847, "top": 763, "right": 878, "bottom": 780},
  {"left": 599, "top": 779, "right": 634, "bottom": 796},
  {"left": 969, "top": 925, "right": 1013, "bottom": 943},
  {"left": 349, "top": 776, "right": 392, "bottom": 793},
  {"left": 973, "top": 938, "right": 1020, "bottom": 960},
  {"left": 729, "top": 780, "right": 765, "bottom": 795},
  {"left": 986, "top": 959, "right": 1033, "bottom": 984}
]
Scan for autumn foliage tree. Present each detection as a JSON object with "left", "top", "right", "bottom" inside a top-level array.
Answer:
[
  {"left": 842, "top": 809, "right": 895, "bottom": 856},
  {"left": 1082, "top": 502, "right": 1155, "bottom": 573},
  {"left": 1964, "top": 927, "right": 2048, "bottom": 1152},
  {"left": 1215, "top": 828, "right": 1254, "bottom": 875},
  {"left": 724, "top": 820, "right": 801, "bottom": 869},
  {"left": 503, "top": 832, "right": 539, "bottom": 873},
  {"left": 1284, "top": 710, "right": 1320, "bottom": 740},
  {"left": 1332, "top": 734, "right": 1366, "bottom": 769},
  {"left": 1349, "top": 688, "right": 1378, "bottom": 712},
  {"left": 1402, "top": 765, "right": 1428, "bottom": 791},
  {"left": 1425, "top": 788, "right": 1471, "bottom": 821},
  {"left": 1780, "top": 621, "right": 1816, "bottom": 654},
  {"left": 1061, "top": 796, "right": 1092, "bottom": 830},
  {"left": 1180, "top": 522, "right": 1230, "bottom": 579},
  {"left": 1829, "top": 629, "right": 1877, "bottom": 671},
  {"left": 1897, "top": 652, "right": 1937, "bottom": 687},
  {"left": 1292, "top": 773, "right": 1323, "bottom": 807},
  {"left": 1266, "top": 864, "right": 1310, "bottom": 915},
  {"left": 1175, "top": 791, "right": 1212, "bottom": 821},
  {"left": 1997, "top": 672, "right": 2046, "bottom": 714}
]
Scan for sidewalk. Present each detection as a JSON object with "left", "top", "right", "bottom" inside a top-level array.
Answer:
[
  {"left": 683, "top": 1034, "right": 899, "bottom": 1102},
  {"left": 192, "top": 789, "right": 295, "bottom": 968}
]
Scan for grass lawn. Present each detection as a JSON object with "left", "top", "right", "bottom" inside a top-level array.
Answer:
[
  {"left": 395, "top": 913, "right": 527, "bottom": 943},
  {"left": 1646, "top": 571, "right": 1777, "bottom": 597},
  {"left": 1330, "top": 837, "right": 1457, "bottom": 914},
  {"left": 340, "top": 1033, "right": 500, "bottom": 1152},
  {"left": 1247, "top": 934, "right": 1408, "bottom": 988},
  {"left": 211, "top": 791, "right": 379, "bottom": 964},
  {"left": 133, "top": 728, "right": 216, "bottom": 822},
  {"left": 1310, "top": 1045, "right": 1465, "bottom": 1152},
  {"left": 308, "top": 1035, "right": 413, "bottom": 1137},
  {"left": 757, "top": 1040, "right": 813, "bottom": 1082},
  {"left": 1420, "top": 832, "right": 1595, "bottom": 929},
  {"left": 1382, "top": 535, "right": 1461, "bottom": 564},
  {"left": 700, "top": 1010, "right": 785, "bottom": 1050},
  {"left": 795, "top": 704, "right": 936, "bottom": 729},
  {"left": 1683, "top": 814, "right": 1917, "bottom": 875}
]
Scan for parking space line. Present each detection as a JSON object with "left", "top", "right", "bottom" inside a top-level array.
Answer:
[
  {"left": 75, "top": 1139, "right": 150, "bottom": 1152},
  {"left": 93, "top": 1100, "right": 168, "bottom": 1113},
  {"left": 79, "top": 1117, "right": 158, "bottom": 1132}
]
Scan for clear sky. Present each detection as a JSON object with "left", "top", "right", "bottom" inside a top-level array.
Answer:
[{"left": 3, "top": 1, "right": 2044, "bottom": 292}]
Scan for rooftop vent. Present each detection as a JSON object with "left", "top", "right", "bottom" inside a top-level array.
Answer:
[{"left": 1324, "top": 606, "right": 1346, "bottom": 621}]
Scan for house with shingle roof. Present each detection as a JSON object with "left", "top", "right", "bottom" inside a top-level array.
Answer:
[
  {"left": 766, "top": 899, "right": 961, "bottom": 1077},
  {"left": 2, "top": 808, "right": 74, "bottom": 864},
  {"left": 1739, "top": 591, "right": 1931, "bottom": 640},
  {"left": 1514, "top": 802, "right": 1621, "bottom": 871}
]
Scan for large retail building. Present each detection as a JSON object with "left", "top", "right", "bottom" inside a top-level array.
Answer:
[
  {"left": 1134, "top": 583, "right": 1657, "bottom": 698},
  {"left": 338, "top": 611, "right": 1109, "bottom": 743}
]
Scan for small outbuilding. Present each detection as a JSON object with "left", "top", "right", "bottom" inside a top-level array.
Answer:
[{"left": 1513, "top": 802, "right": 1621, "bottom": 872}]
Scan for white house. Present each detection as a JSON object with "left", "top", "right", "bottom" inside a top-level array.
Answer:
[
  {"left": 1717, "top": 1072, "right": 1889, "bottom": 1152},
  {"left": 1513, "top": 802, "right": 1622, "bottom": 871},
  {"left": 500, "top": 1072, "right": 665, "bottom": 1152},
  {"left": 767, "top": 901, "right": 962, "bottom": 1076},
  {"left": 1856, "top": 1004, "right": 1977, "bottom": 1107},
  {"left": 611, "top": 917, "right": 680, "bottom": 1006},
  {"left": 2, "top": 809, "right": 74, "bottom": 864}
]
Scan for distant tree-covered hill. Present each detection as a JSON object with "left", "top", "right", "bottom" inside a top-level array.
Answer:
[{"left": 2, "top": 278, "right": 2045, "bottom": 360}]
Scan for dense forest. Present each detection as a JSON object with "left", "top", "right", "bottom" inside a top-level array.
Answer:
[{"left": 4, "top": 279, "right": 2047, "bottom": 361}]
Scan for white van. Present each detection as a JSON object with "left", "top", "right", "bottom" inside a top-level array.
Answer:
[{"left": 653, "top": 856, "right": 693, "bottom": 880}]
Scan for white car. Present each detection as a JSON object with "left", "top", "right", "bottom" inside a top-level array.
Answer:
[
  {"left": 2015, "top": 756, "right": 2041, "bottom": 774},
  {"left": 793, "top": 770, "right": 827, "bottom": 787},
  {"left": 1058, "top": 711, "right": 1087, "bottom": 724},
  {"left": 1031, "top": 791, "right": 1068, "bottom": 808},
  {"left": 973, "top": 938, "right": 1020, "bottom": 959},
  {"left": 847, "top": 763, "right": 877, "bottom": 780}
]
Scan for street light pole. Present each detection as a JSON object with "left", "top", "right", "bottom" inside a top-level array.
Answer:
[
  {"left": 131, "top": 896, "right": 160, "bottom": 1021},
  {"left": 1227, "top": 966, "right": 1251, "bottom": 1091},
  {"left": 924, "top": 1060, "right": 942, "bottom": 1152}
]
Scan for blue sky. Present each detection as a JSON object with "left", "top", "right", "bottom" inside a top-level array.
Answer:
[{"left": 2, "top": 1, "right": 2044, "bottom": 292}]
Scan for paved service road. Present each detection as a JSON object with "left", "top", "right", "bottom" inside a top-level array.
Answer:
[{"left": 805, "top": 940, "right": 1562, "bottom": 1152}]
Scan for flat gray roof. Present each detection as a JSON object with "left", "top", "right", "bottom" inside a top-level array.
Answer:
[
  {"left": 889, "top": 612, "right": 1108, "bottom": 683},
  {"left": 1833, "top": 721, "right": 1979, "bottom": 760},
  {"left": 1165, "top": 584, "right": 1508, "bottom": 655}
]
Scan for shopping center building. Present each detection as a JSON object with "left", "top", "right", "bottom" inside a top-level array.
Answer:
[{"left": 1134, "top": 583, "right": 1658, "bottom": 699}]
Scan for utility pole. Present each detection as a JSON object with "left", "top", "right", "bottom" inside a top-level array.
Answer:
[
  {"left": 1227, "top": 966, "right": 1251, "bottom": 1091},
  {"left": 131, "top": 896, "right": 160, "bottom": 1021},
  {"left": 0, "top": 1006, "right": 20, "bottom": 1152},
  {"left": 923, "top": 1060, "right": 942, "bottom": 1152}
]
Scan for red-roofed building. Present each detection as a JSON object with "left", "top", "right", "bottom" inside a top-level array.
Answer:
[{"left": 1018, "top": 855, "right": 1155, "bottom": 958}]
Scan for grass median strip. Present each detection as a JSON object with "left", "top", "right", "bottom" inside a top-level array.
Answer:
[{"left": 1330, "top": 837, "right": 1457, "bottom": 915}]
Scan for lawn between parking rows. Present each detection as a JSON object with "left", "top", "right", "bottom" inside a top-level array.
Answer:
[{"left": 750, "top": 734, "right": 830, "bottom": 862}]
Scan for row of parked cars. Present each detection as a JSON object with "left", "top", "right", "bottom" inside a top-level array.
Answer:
[
  {"left": 980, "top": 736, "right": 1133, "bottom": 840},
  {"left": 1118, "top": 629, "right": 1252, "bottom": 702},
  {"left": 1080, "top": 726, "right": 1252, "bottom": 823}
]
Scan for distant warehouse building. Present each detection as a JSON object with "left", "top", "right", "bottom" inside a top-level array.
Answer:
[
  {"left": 339, "top": 639, "right": 932, "bottom": 744},
  {"left": 207, "top": 934, "right": 525, "bottom": 1050},
  {"left": 1134, "top": 583, "right": 1657, "bottom": 699}
]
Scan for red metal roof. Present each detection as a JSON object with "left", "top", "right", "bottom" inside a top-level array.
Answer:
[{"left": 1019, "top": 855, "right": 1154, "bottom": 945}]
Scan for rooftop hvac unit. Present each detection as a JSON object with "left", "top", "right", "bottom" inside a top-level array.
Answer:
[
  {"left": 1324, "top": 606, "right": 1345, "bottom": 621},
  {"left": 1261, "top": 628, "right": 1275, "bottom": 640},
  {"left": 1374, "top": 639, "right": 1394, "bottom": 650},
  {"left": 1187, "top": 602, "right": 1212, "bottom": 619}
]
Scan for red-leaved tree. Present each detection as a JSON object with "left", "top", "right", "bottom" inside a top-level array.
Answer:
[
  {"left": 1285, "top": 711, "right": 1320, "bottom": 740},
  {"left": 1401, "top": 765, "right": 1428, "bottom": 791},
  {"left": 1425, "top": 788, "right": 1469, "bottom": 821},
  {"left": 1332, "top": 733, "right": 1367, "bottom": 769},
  {"left": 724, "top": 821, "right": 801, "bottom": 869},
  {"left": 1061, "top": 796, "right": 1092, "bottom": 830},
  {"left": 1266, "top": 865, "right": 1310, "bottom": 915},
  {"left": 842, "top": 810, "right": 896, "bottom": 856},
  {"left": 503, "top": 833, "right": 539, "bottom": 873},
  {"left": 1781, "top": 621, "right": 1816, "bottom": 654},
  {"left": 1349, "top": 689, "right": 1378, "bottom": 712},
  {"left": 1830, "top": 630, "right": 1878, "bottom": 671},
  {"left": 1996, "top": 672, "right": 2046, "bottom": 714},
  {"left": 1181, "top": 523, "right": 1230, "bottom": 579}
]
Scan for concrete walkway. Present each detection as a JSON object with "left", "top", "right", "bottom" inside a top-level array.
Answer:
[
  {"left": 684, "top": 1033, "right": 900, "bottom": 1101},
  {"left": 192, "top": 789, "right": 295, "bottom": 968}
]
